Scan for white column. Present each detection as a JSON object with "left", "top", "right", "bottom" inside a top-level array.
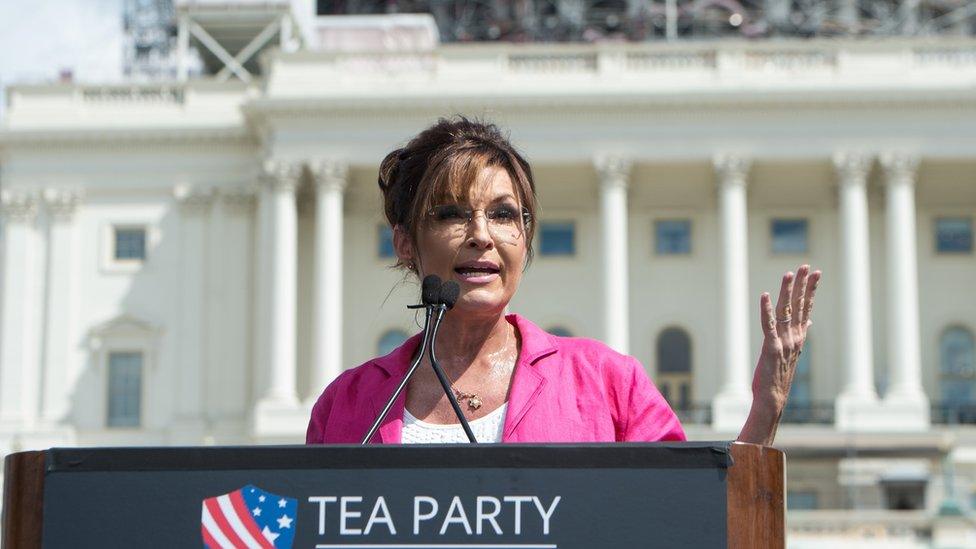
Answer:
[
  {"left": 257, "top": 160, "right": 301, "bottom": 411},
  {"left": 252, "top": 180, "right": 271, "bottom": 411},
  {"left": 711, "top": 154, "right": 753, "bottom": 432},
  {"left": 880, "top": 153, "right": 930, "bottom": 429},
  {"left": 309, "top": 160, "right": 348, "bottom": 403},
  {"left": 833, "top": 152, "right": 885, "bottom": 430},
  {"left": 595, "top": 155, "right": 631, "bottom": 354},
  {"left": 172, "top": 184, "right": 213, "bottom": 441},
  {"left": 39, "top": 189, "right": 83, "bottom": 427},
  {"left": 0, "top": 190, "right": 39, "bottom": 432}
]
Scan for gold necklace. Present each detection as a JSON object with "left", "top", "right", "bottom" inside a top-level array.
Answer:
[
  {"left": 452, "top": 386, "right": 483, "bottom": 411},
  {"left": 444, "top": 327, "right": 517, "bottom": 412}
]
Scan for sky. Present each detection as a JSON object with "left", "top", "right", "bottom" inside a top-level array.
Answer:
[{"left": 0, "top": 0, "right": 124, "bottom": 116}]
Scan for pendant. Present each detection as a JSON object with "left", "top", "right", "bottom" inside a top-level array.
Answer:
[{"left": 467, "top": 394, "right": 483, "bottom": 410}]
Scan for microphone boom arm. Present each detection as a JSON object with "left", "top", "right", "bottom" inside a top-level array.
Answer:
[
  {"left": 428, "top": 305, "right": 478, "bottom": 443},
  {"left": 360, "top": 306, "right": 433, "bottom": 445}
]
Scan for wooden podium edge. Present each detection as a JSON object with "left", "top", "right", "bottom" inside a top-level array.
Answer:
[
  {"left": 2, "top": 450, "right": 45, "bottom": 549},
  {"left": 726, "top": 442, "right": 785, "bottom": 549}
]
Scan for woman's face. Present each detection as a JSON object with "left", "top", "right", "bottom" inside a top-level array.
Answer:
[{"left": 395, "top": 166, "right": 528, "bottom": 319}]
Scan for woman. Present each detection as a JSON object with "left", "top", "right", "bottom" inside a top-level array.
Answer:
[{"left": 306, "top": 116, "right": 820, "bottom": 446}]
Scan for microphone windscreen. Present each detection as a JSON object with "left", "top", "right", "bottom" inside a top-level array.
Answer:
[
  {"left": 440, "top": 281, "right": 461, "bottom": 309},
  {"left": 421, "top": 275, "right": 443, "bottom": 305}
]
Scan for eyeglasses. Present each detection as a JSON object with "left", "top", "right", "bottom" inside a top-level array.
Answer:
[{"left": 426, "top": 203, "right": 532, "bottom": 242}]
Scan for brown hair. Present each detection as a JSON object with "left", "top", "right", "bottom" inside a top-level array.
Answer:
[{"left": 377, "top": 116, "right": 538, "bottom": 271}]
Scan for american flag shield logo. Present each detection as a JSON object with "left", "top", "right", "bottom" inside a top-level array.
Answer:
[{"left": 201, "top": 485, "right": 298, "bottom": 549}]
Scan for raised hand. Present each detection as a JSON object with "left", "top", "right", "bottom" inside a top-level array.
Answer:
[{"left": 738, "top": 264, "right": 822, "bottom": 445}]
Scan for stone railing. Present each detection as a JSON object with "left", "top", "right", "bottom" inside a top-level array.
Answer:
[
  {"left": 268, "top": 38, "right": 976, "bottom": 86},
  {"left": 673, "top": 404, "right": 712, "bottom": 425},
  {"left": 80, "top": 85, "right": 186, "bottom": 104},
  {"left": 931, "top": 403, "right": 976, "bottom": 425},
  {"left": 781, "top": 401, "right": 835, "bottom": 424},
  {"left": 788, "top": 510, "right": 931, "bottom": 542}
]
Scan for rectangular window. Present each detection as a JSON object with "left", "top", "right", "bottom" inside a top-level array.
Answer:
[
  {"left": 378, "top": 225, "right": 395, "bottom": 258},
  {"left": 655, "top": 219, "right": 692, "bottom": 255},
  {"left": 107, "top": 351, "right": 142, "bottom": 427},
  {"left": 771, "top": 219, "right": 808, "bottom": 254},
  {"left": 539, "top": 221, "right": 575, "bottom": 256},
  {"left": 114, "top": 227, "right": 146, "bottom": 261},
  {"left": 787, "top": 490, "right": 819, "bottom": 511},
  {"left": 936, "top": 217, "right": 973, "bottom": 254}
]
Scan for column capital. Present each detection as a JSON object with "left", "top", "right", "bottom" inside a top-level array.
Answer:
[
  {"left": 879, "top": 153, "right": 919, "bottom": 187},
  {"left": 261, "top": 159, "right": 303, "bottom": 192},
  {"left": 221, "top": 186, "right": 258, "bottom": 214},
  {"left": 833, "top": 152, "right": 874, "bottom": 186},
  {"left": 310, "top": 159, "right": 349, "bottom": 193},
  {"left": 0, "top": 189, "right": 38, "bottom": 222},
  {"left": 594, "top": 155, "right": 632, "bottom": 190},
  {"left": 43, "top": 188, "right": 83, "bottom": 222},
  {"left": 173, "top": 184, "right": 215, "bottom": 214},
  {"left": 712, "top": 154, "right": 751, "bottom": 188}
]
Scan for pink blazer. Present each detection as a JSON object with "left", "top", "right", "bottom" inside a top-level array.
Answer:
[{"left": 306, "top": 314, "right": 686, "bottom": 444}]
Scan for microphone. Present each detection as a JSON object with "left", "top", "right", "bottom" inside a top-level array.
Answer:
[
  {"left": 426, "top": 281, "right": 478, "bottom": 443},
  {"left": 361, "top": 275, "right": 442, "bottom": 444}
]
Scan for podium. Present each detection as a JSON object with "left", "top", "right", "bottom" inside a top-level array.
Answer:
[{"left": 3, "top": 442, "right": 783, "bottom": 548}]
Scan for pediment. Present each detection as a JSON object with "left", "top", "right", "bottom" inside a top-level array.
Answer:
[{"left": 88, "top": 314, "right": 162, "bottom": 339}]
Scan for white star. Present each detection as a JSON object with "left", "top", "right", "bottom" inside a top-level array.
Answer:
[
  {"left": 262, "top": 526, "right": 280, "bottom": 543},
  {"left": 252, "top": 507, "right": 262, "bottom": 516},
  {"left": 278, "top": 498, "right": 287, "bottom": 508},
  {"left": 277, "top": 514, "right": 293, "bottom": 529},
  {"left": 258, "top": 495, "right": 266, "bottom": 502}
]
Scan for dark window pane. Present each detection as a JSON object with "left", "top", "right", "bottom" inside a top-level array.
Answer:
[
  {"left": 771, "top": 219, "right": 808, "bottom": 254},
  {"left": 679, "top": 383, "right": 690, "bottom": 410},
  {"left": 108, "top": 352, "right": 142, "bottom": 427},
  {"left": 936, "top": 218, "right": 973, "bottom": 253},
  {"left": 787, "top": 490, "right": 818, "bottom": 510},
  {"left": 787, "top": 344, "right": 812, "bottom": 405},
  {"left": 378, "top": 329, "right": 409, "bottom": 356},
  {"left": 378, "top": 225, "right": 395, "bottom": 258},
  {"left": 657, "top": 327, "right": 691, "bottom": 373},
  {"left": 115, "top": 228, "right": 146, "bottom": 260},
  {"left": 941, "top": 327, "right": 975, "bottom": 406},
  {"left": 655, "top": 220, "right": 691, "bottom": 255},
  {"left": 539, "top": 222, "right": 575, "bottom": 256}
]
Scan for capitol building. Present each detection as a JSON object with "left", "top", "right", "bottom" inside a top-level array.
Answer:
[{"left": 2, "top": 0, "right": 976, "bottom": 545}]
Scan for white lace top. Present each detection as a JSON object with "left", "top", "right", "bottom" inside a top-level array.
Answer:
[{"left": 402, "top": 403, "right": 508, "bottom": 444}]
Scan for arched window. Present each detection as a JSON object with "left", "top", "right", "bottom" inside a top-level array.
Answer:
[
  {"left": 548, "top": 326, "right": 573, "bottom": 337},
  {"left": 940, "top": 327, "right": 976, "bottom": 407},
  {"left": 378, "top": 329, "right": 409, "bottom": 356},
  {"left": 656, "top": 327, "right": 692, "bottom": 411}
]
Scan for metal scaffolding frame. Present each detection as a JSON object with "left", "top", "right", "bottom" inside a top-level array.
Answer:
[{"left": 318, "top": 0, "right": 976, "bottom": 42}]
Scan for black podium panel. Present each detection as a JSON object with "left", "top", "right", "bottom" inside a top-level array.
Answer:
[{"left": 40, "top": 443, "right": 732, "bottom": 548}]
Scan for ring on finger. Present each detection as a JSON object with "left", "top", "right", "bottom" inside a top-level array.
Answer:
[{"left": 777, "top": 316, "right": 792, "bottom": 324}]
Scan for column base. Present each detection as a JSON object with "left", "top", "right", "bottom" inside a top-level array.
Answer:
[
  {"left": 881, "top": 392, "right": 931, "bottom": 431},
  {"left": 251, "top": 396, "right": 306, "bottom": 442},
  {"left": 835, "top": 393, "right": 889, "bottom": 431},
  {"left": 0, "top": 423, "right": 76, "bottom": 454},
  {"left": 168, "top": 418, "right": 208, "bottom": 445},
  {"left": 711, "top": 391, "right": 752, "bottom": 433}
]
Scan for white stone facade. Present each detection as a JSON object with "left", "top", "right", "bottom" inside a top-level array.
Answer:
[{"left": 3, "top": 32, "right": 976, "bottom": 540}]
